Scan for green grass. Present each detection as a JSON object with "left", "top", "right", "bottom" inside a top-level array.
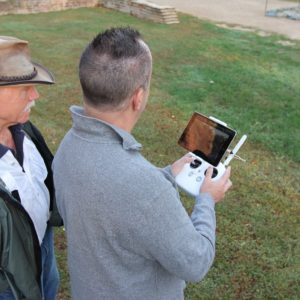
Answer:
[{"left": 1, "top": 7, "right": 299, "bottom": 299}]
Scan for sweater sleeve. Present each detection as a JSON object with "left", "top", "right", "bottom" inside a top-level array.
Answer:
[
  {"left": 158, "top": 165, "right": 177, "bottom": 188},
  {"left": 129, "top": 186, "right": 216, "bottom": 283},
  {"left": 192, "top": 193, "right": 216, "bottom": 248}
]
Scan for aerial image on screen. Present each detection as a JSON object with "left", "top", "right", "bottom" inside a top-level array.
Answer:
[{"left": 178, "top": 113, "right": 236, "bottom": 166}]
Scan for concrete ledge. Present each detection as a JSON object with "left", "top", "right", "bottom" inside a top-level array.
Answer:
[{"left": 102, "top": 0, "right": 179, "bottom": 24}]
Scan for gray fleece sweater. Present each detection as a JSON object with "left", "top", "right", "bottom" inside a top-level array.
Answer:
[{"left": 53, "top": 106, "right": 216, "bottom": 300}]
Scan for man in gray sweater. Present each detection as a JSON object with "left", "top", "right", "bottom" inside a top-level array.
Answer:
[{"left": 53, "top": 27, "right": 232, "bottom": 300}]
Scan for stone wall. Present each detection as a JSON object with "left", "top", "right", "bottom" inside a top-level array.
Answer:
[
  {"left": 0, "top": 0, "right": 179, "bottom": 24},
  {"left": 0, "top": 0, "right": 100, "bottom": 15}
]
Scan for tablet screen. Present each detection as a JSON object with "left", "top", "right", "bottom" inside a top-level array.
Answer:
[{"left": 178, "top": 112, "right": 236, "bottom": 166}]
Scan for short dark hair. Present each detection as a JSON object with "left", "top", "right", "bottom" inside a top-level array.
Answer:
[{"left": 79, "top": 27, "right": 152, "bottom": 110}]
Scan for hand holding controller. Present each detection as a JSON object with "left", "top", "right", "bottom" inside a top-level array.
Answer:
[
  {"left": 201, "top": 166, "right": 232, "bottom": 202},
  {"left": 175, "top": 153, "right": 226, "bottom": 197}
]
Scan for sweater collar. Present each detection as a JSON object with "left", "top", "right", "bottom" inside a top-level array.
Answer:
[{"left": 70, "top": 105, "right": 142, "bottom": 151}]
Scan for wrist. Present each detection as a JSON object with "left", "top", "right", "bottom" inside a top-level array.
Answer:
[{"left": 196, "top": 192, "right": 215, "bottom": 207}]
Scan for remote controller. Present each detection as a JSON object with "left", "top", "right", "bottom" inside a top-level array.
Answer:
[{"left": 174, "top": 112, "right": 247, "bottom": 197}]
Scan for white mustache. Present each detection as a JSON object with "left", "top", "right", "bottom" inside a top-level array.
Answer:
[{"left": 24, "top": 101, "right": 35, "bottom": 112}]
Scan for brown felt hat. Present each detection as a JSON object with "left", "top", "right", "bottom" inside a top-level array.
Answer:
[{"left": 0, "top": 36, "right": 54, "bottom": 86}]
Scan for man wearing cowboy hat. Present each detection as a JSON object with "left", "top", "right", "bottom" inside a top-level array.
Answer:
[{"left": 0, "top": 36, "right": 61, "bottom": 300}]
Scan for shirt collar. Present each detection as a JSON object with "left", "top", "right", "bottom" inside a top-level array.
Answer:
[{"left": 70, "top": 105, "right": 142, "bottom": 151}]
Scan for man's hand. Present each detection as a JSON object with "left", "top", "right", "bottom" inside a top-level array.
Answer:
[
  {"left": 171, "top": 154, "right": 194, "bottom": 176},
  {"left": 200, "top": 166, "right": 232, "bottom": 203}
]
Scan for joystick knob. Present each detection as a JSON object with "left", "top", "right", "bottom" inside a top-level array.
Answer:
[
  {"left": 204, "top": 168, "right": 218, "bottom": 178},
  {"left": 190, "top": 159, "right": 202, "bottom": 169}
]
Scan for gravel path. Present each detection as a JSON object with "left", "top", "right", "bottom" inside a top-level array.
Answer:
[{"left": 151, "top": 0, "right": 300, "bottom": 40}]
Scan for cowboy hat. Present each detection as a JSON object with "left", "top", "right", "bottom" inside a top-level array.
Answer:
[{"left": 0, "top": 36, "right": 54, "bottom": 86}]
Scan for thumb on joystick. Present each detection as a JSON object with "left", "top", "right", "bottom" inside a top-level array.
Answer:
[{"left": 205, "top": 167, "right": 214, "bottom": 179}]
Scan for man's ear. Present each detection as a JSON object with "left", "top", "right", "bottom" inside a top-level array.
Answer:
[{"left": 131, "top": 87, "right": 145, "bottom": 111}]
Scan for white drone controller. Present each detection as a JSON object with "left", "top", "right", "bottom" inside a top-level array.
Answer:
[{"left": 175, "top": 114, "right": 247, "bottom": 197}]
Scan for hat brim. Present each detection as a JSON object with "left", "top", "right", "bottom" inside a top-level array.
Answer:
[{"left": 0, "top": 62, "right": 55, "bottom": 86}]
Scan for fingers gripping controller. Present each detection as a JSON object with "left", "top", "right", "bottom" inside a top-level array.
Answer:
[{"left": 175, "top": 153, "right": 226, "bottom": 197}]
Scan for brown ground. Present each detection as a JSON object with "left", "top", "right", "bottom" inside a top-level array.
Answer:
[{"left": 151, "top": 0, "right": 300, "bottom": 40}]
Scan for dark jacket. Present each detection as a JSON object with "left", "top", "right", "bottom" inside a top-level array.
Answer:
[{"left": 0, "top": 121, "right": 62, "bottom": 299}]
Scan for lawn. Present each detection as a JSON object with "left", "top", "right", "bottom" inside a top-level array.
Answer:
[{"left": 1, "top": 7, "right": 299, "bottom": 300}]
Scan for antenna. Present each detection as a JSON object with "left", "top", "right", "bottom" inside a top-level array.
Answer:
[{"left": 224, "top": 135, "right": 247, "bottom": 167}]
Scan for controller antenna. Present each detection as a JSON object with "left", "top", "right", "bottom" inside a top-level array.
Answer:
[{"left": 224, "top": 135, "right": 247, "bottom": 167}]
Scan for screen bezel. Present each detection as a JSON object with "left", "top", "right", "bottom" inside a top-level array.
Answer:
[{"left": 178, "top": 112, "right": 236, "bottom": 166}]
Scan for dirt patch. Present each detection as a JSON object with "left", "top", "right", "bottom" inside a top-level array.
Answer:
[
  {"left": 214, "top": 22, "right": 297, "bottom": 46},
  {"left": 216, "top": 23, "right": 273, "bottom": 37},
  {"left": 276, "top": 39, "right": 296, "bottom": 45}
]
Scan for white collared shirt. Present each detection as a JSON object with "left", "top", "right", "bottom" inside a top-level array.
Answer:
[{"left": 0, "top": 135, "right": 50, "bottom": 244}]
